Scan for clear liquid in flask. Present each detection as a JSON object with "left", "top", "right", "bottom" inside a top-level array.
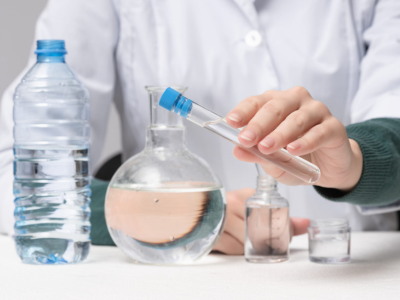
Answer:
[{"left": 105, "top": 183, "right": 226, "bottom": 264}]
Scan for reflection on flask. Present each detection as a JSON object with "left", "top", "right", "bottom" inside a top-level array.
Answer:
[{"left": 106, "top": 184, "right": 225, "bottom": 247}]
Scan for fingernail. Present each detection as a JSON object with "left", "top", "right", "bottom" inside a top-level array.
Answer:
[
  {"left": 287, "top": 141, "right": 301, "bottom": 150},
  {"left": 260, "top": 137, "right": 275, "bottom": 148},
  {"left": 228, "top": 113, "right": 241, "bottom": 123},
  {"left": 240, "top": 130, "right": 256, "bottom": 141}
]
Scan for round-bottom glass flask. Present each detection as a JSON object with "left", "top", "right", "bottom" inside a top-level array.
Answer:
[{"left": 105, "top": 87, "right": 226, "bottom": 264}]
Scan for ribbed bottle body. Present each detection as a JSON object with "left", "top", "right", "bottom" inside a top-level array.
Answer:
[{"left": 13, "top": 46, "right": 91, "bottom": 264}]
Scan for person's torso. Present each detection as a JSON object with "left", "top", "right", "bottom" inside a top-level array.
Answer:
[{"left": 110, "top": 0, "right": 397, "bottom": 231}]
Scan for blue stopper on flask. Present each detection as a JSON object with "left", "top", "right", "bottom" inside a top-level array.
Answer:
[{"left": 160, "top": 87, "right": 181, "bottom": 111}]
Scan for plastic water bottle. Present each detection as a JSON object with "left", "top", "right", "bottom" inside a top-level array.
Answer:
[{"left": 13, "top": 40, "right": 91, "bottom": 264}]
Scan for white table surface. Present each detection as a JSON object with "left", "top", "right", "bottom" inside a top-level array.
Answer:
[{"left": 0, "top": 232, "right": 399, "bottom": 300}]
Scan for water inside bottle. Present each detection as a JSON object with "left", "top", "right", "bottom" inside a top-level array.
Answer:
[
  {"left": 105, "top": 183, "right": 226, "bottom": 264},
  {"left": 13, "top": 147, "right": 91, "bottom": 264}
]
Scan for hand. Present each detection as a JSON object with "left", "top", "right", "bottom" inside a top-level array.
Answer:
[
  {"left": 213, "top": 188, "right": 310, "bottom": 255},
  {"left": 226, "top": 87, "right": 363, "bottom": 191}
]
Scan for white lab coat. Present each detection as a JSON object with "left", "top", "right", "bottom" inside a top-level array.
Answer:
[{"left": 1, "top": 0, "right": 400, "bottom": 235}]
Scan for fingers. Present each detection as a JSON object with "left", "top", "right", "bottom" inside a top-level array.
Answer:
[
  {"left": 226, "top": 92, "right": 275, "bottom": 128},
  {"left": 227, "top": 87, "right": 309, "bottom": 129},
  {"left": 286, "top": 117, "right": 346, "bottom": 156},
  {"left": 214, "top": 211, "right": 244, "bottom": 254},
  {"left": 257, "top": 102, "right": 325, "bottom": 154},
  {"left": 227, "top": 87, "right": 315, "bottom": 149},
  {"left": 224, "top": 211, "right": 245, "bottom": 244},
  {"left": 213, "top": 189, "right": 254, "bottom": 255},
  {"left": 226, "top": 188, "right": 255, "bottom": 220},
  {"left": 227, "top": 87, "right": 338, "bottom": 159},
  {"left": 223, "top": 189, "right": 254, "bottom": 245},
  {"left": 291, "top": 217, "right": 310, "bottom": 236},
  {"left": 233, "top": 147, "right": 284, "bottom": 178},
  {"left": 228, "top": 188, "right": 255, "bottom": 206},
  {"left": 232, "top": 146, "right": 303, "bottom": 185},
  {"left": 213, "top": 232, "right": 244, "bottom": 255},
  {"left": 237, "top": 97, "right": 301, "bottom": 147}
]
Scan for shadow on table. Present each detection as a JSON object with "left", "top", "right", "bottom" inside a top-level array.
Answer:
[{"left": 85, "top": 247, "right": 243, "bottom": 267}]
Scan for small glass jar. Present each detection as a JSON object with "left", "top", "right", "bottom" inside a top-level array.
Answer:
[{"left": 308, "top": 219, "right": 351, "bottom": 264}]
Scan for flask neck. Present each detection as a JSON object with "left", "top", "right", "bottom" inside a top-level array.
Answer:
[
  {"left": 146, "top": 126, "right": 186, "bottom": 150},
  {"left": 145, "top": 86, "right": 188, "bottom": 151}
]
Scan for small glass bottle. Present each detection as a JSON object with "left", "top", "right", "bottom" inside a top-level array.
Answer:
[{"left": 245, "top": 165, "right": 290, "bottom": 263}]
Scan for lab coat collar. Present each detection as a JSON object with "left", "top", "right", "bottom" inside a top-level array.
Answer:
[{"left": 232, "top": 0, "right": 259, "bottom": 29}]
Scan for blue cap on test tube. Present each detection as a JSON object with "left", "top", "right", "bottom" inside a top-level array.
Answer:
[
  {"left": 160, "top": 87, "right": 193, "bottom": 118},
  {"left": 159, "top": 87, "right": 180, "bottom": 110}
]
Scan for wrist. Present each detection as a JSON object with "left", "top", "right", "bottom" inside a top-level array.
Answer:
[{"left": 336, "top": 139, "right": 363, "bottom": 192}]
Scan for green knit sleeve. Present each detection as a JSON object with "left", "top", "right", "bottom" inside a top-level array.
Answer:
[
  {"left": 89, "top": 178, "right": 115, "bottom": 246},
  {"left": 314, "top": 118, "right": 400, "bottom": 206}
]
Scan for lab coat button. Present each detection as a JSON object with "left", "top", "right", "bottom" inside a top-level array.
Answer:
[{"left": 245, "top": 30, "right": 262, "bottom": 47}]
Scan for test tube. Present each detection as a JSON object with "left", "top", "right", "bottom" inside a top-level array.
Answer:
[{"left": 159, "top": 88, "right": 321, "bottom": 184}]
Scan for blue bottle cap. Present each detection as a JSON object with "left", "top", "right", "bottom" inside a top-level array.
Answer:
[
  {"left": 159, "top": 87, "right": 181, "bottom": 111},
  {"left": 35, "top": 40, "right": 67, "bottom": 54}
]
